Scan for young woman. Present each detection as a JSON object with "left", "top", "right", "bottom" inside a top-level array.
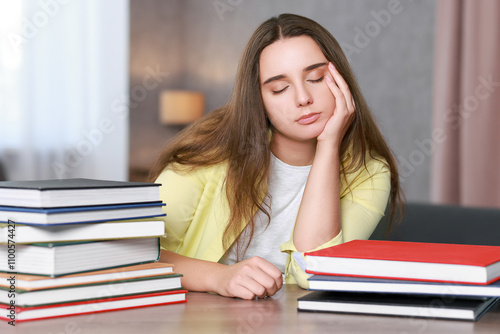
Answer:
[{"left": 149, "top": 13, "right": 404, "bottom": 300}]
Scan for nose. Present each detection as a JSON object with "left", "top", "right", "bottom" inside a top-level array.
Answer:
[{"left": 295, "top": 84, "right": 313, "bottom": 107}]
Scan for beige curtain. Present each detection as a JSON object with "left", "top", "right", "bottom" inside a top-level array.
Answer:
[{"left": 431, "top": 0, "right": 500, "bottom": 208}]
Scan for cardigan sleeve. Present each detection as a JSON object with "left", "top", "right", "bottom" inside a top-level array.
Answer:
[
  {"left": 280, "top": 156, "right": 391, "bottom": 289},
  {"left": 155, "top": 166, "right": 205, "bottom": 253}
]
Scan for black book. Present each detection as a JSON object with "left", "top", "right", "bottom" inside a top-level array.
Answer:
[
  {"left": 297, "top": 290, "right": 499, "bottom": 321},
  {"left": 0, "top": 178, "right": 161, "bottom": 208}
]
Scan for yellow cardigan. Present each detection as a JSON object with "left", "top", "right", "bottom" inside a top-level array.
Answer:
[{"left": 156, "top": 155, "right": 390, "bottom": 289}]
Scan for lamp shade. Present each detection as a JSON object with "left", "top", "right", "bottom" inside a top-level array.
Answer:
[{"left": 159, "top": 90, "right": 205, "bottom": 124}]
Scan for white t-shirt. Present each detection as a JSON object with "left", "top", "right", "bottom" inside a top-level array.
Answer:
[{"left": 220, "top": 153, "right": 312, "bottom": 273}]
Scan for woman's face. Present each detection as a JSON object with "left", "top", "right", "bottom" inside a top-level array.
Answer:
[{"left": 259, "top": 36, "right": 336, "bottom": 144}]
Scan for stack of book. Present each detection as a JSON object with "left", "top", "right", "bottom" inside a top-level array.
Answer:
[
  {"left": 0, "top": 178, "right": 186, "bottom": 322},
  {"left": 298, "top": 239, "right": 500, "bottom": 321}
]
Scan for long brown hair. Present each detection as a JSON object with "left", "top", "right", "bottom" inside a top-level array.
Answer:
[{"left": 149, "top": 13, "right": 404, "bottom": 253}]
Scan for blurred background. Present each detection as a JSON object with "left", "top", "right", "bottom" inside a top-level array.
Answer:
[{"left": 0, "top": 0, "right": 499, "bottom": 208}]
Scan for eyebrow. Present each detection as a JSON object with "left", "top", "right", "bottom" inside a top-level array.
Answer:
[{"left": 262, "top": 62, "right": 328, "bottom": 85}]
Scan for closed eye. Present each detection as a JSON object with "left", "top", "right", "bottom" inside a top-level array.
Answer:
[
  {"left": 309, "top": 76, "right": 324, "bottom": 83},
  {"left": 271, "top": 76, "right": 323, "bottom": 94},
  {"left": 272, "top": 86, "right": 288, "bottom": 95}
]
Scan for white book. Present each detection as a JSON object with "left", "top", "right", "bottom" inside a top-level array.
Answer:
[
  {"left": 0, "top": 238, "right": 160, "bottom": 276},
  {"left": 0, "top": 274, "right": 182, "bottom": 306},
  {"left": 0, "top": 289, "right": 187, "bottom": 322},
  {"left": 0, "top": 178, "right": 161, "bottom": 208},
  {"left": 0, "top": 220, "right": 165, "bottom": 244}
]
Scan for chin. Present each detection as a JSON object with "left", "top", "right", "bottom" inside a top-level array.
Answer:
[
  {"left": 301, "top": 122, "right": 327, "bottom": 138},
  {"left": 294, "top": 129, "right": 323, "bottom": 142}
]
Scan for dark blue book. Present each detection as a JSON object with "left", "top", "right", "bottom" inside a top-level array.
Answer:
[
  {"left": 308, "top": 275, "right": 500, "bottom": 298},
  {"left": 0, "top": 202, "right": 165, "bottom": 225}
]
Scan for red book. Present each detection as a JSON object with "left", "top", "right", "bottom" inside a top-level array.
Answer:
[
  {"left": 305, "top": 240, "right": 500, "bottom": 285},
  {"left": 0, "top": 290, "right": 187, "bottom": 322}
]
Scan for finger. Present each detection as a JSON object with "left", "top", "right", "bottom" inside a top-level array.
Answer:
[
  {"left": 246, "top": 267, "right": 280, "bottom": 297},
  {"left": 328, "top": 62, "right": 352, "bottom": 103},
  {"left": 328, "top": 63, "right": 355, "bottom": 112},
  {"left": 329, "top": 74, "right": 354, "bottom": 114},
  {"left": 235, "top": 276, "right": 266, "bottom": 299},
  {"left": 326, "top": 75, "right": 350, "bottom": 114},
  {"left": 235, "top": 283, "right": 259, "bottom": 300},
  {"left": 255, "top": 259, "right": 283, "bottom": 293},
  {"left": 236, "top": 258, "right": 281, "bottom": 297}
]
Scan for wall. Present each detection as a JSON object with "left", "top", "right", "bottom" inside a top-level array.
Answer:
[
  {"left": 129, "top": 0, "right": 436, "bottom": 202},
  {"left": 129, "top": 0, "right": 184, "bottom": 180}
]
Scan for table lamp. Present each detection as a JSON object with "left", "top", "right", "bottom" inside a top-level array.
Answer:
[{"left": 159, "top": 90, "right": 205, "bottom": 125}]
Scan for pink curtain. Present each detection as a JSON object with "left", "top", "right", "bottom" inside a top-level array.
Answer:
[{"left": 431, "top": 0, "right": 500, "bottom": 208}]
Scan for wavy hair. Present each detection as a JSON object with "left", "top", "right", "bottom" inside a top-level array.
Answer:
[{"left": 149, "top": 13, "right": 404, "bottom": 254}]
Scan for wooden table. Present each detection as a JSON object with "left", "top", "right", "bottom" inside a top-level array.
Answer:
[{"left": 3, "top": 284, "right": 500, "bottom": 333}]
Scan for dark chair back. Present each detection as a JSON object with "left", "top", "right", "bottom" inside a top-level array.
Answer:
[
  {"left": 0, "top": 160, "right": 5, "bottom": 181},
  {"left": 370, "top": 203, "right": 500, "bottom": 246}
]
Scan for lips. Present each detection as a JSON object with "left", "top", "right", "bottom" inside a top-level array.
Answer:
[{"left": 297, "top": 113, "right": 320, "bottom": 125}]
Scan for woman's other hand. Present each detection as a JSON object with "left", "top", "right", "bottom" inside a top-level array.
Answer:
[{"left": 212, "top": 256, "right": 283, "bottom": 300}]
